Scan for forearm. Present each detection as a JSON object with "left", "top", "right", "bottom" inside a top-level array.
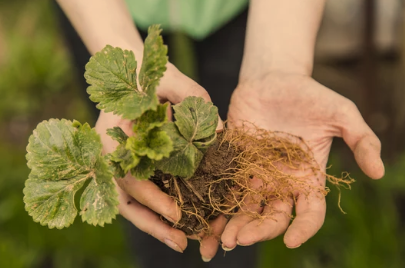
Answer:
[
  {"left": 56, "top": 0, "right": 144, "bottom": 56},
  {"left": 240, "top": 0, "right": 325, "bottom": 81}
]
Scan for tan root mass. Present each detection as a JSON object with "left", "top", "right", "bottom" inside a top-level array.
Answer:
[{"left": 151, "top": 124, "right": 354, "bottom": 236}]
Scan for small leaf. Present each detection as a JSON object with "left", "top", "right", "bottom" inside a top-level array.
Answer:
[
  {"left": 24, "top": 119, "right": 119, "bottom": 228},
  {"left": 85, "top": 45, "right": 158, "bottom": 120},
  {"left": 139, "top": 25, "right": 168, "bottom": 93},
  {"left": 107, "top": 127, "right": 128, "bottom": 144},
  {"left": 127, "top": 128, "right": 173, "bottom": 161},
  {"left": 155, "top": 122, "right": 203, "bottom": 178},
  {"left": 109, "top": 158, "right": 126, "bottom": 179},
  {"left": 173, "top": 96, "right": 218, "bottom": 141},
  {"left": 133, "top": 103, "right": 169, "bottom": 134},
  {"left": 80, "top": 157, "right": 119, "bottom": 226},
  {"left": 110, "top": 143, "right": 140, "bottom": 175},
  {"left": 130, "top": 157, "right": 155, "bottom": 180},
  {"left": 193, "top": 133, "right": 217, "bottom": 152}
]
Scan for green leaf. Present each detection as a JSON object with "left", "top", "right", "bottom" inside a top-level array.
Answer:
[
  {"left": 26, "top": 119, "right": 101, "bottom": 181},
  {"left": 109, "top": 158, "right": 126, "bottom": 179},
  {"left": 126, "top": 128, "right": 173, "bottom": 161},
  {"left": 110, "top": 143, "right": 140, "bottom": 175},
  {"left": 133, "top": 103, "right": 169, "bottom": 134},
  {"left": 23, "top": 174, "right": 87, "bottom": 229},
  {"left": 85, "top": 45, "right": 158, "bottom": 120},
  {"left": 173, "top": 96, "right": 218, "bottom": 141},
  {"left": 80, "top": 157, "right": 119, "bottom": 226},
  {"left": 107, "top": 127, "right": 128, "bottom": 144},
  {"left": 130, "top": 157, "right": 155, "bottom": 180},
  {"left": 139, "top": 25, "right": 168, "bottom": 93},
  {"left": 155, "top": 122, "right": 203, "bottom": 177},
  {"left": 193, "top": 133, "right": 217, "bottom": 152},
  {"left": 24, "top": 119, "right": 119, "bottom": 228}
]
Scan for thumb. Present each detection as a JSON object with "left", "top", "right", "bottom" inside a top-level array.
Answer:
[
  {"left": 340, "top": 104, "right": 384, "bottom": 179},
  {"left": 159, "top": 66, "right": 223, "bottom": 132}
]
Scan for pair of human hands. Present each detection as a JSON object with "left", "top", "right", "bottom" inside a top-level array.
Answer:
[{"left": 95, "top": 64, "right": 384, "bottom": 261}]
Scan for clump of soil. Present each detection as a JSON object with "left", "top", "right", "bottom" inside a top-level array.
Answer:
[
  {"left": 151, "top": 126, "right": 354, "bottom": 236},
  {"left": 150, "top": 137, "right": 239, "bottom": 236}
]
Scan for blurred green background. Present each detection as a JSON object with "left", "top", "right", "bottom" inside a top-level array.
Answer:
[{"left": 1, "top": 0, "right": 405, "bottom": 267}]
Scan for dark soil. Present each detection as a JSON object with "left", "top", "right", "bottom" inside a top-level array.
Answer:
[{"left": 150, "top": 138, "right": 240, "bottom": 235}]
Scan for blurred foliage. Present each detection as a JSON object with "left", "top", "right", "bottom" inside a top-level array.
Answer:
[
  {"left": 0, "top": 1, "right": 134, "bottom": 267},
  {"left": 0, "top": 0, "right": 404, "bottom": 268},
  {"left": 0, "top": 1, "right": 71, "bottom": 120}
]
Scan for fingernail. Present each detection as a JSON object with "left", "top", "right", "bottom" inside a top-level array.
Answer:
[
  {"left": 222, "top": 245, "right": 234, "bottom": 251},
  {"left": 236, "top": 240, "right": 252, "bottom": 246},
  {"left": 163, "top": 215, "right": 176, "bottom": 223},
  {"left": 164, "top": 238, "right": 183, "bottom": 253},
  {"left": 286, "top": 244, "right": 301, "bottom": 249},
  {"left": 202, "top": 256, "right": 211, "bottom": 262}
]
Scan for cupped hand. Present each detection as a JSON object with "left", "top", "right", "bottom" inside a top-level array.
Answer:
[
  {"left": 95, "top": 63, "right": 224, "bottom": 259},
  {"left": 221, "top": 71, "right": 385, "bottom": 250}
]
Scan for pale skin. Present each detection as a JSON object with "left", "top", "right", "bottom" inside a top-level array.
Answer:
[
  {"left": 222, "top": 0, "right": 385, "bottom": 251},
  {"left": 57, "top": 0, "right": 385, "bottom": 262}
]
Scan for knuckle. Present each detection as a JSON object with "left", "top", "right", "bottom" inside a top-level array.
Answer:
[
  {"left": 145, "top": 193, "right": 177, "bottom": 217},
  {"left": 163, "top": 200, "right": 180, "bottom": 220},
  {"left": 366, "top": 135, "right": 382, "bottom": 151},
  {"left": 189, "top": 85, "right": 211, "bottom": 101},
  {"left": 342, "top": 99, "right": 359, "bottom": 115},
  {"left": 116, "top": 175, "right": 136, "bottom": 192},
  {"left": 335, "top": 99, "right": 361, "bottom": 126},
  {"left": 115, "top": 177, "right": 127, "bottom": 191}
]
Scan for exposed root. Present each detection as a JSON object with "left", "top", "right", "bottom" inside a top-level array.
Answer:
[
  {"left": 151, "top": 123, "right": 354, "bottom": 235},
  {"left": 172, "top": 178, "right": 184, "bottom": 205}
]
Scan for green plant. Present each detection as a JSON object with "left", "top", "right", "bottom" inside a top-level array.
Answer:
[
  {"left": 23, "top": 24, "right": 351, "bottom": 241},
  {"left": 23, "top": 25, "right": 219, "bottom": 229},
  {"left": 0, "top": 0, "right": 73, "bottom": 120}
]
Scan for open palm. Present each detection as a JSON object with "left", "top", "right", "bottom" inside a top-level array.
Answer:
[{"left": 221, "top": 72, "right": 385, "bottom": 250}]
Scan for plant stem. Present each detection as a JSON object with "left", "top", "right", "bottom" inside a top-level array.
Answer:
[{"left": 172, "top": 177, "right": 184, "bottom": 205}]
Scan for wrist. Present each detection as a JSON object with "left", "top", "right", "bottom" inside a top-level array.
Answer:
[
  {"left": 240, "top": 0, "right": 325, "bottom": 83},
  {"left": 239, "top": 53, "right": 313, "bottom": 84},
  {"left": 234, "top": 70, "right": 313, "bottom": 104}
]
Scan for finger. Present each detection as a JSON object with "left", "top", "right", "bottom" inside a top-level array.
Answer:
[
  {"left": 116, "top": 187, "right": 187, "bottom": 253},
  {"left": 200, "top": 215, "right": 228, "bottom": 262},
  {"left": 340, "top": 102, "right": 384, "bottom": 179},
  {"left": 236, "top": 199, "right": 293, "bottom": 246},
  {"left": 283, "top": 192, "right": 326, "bottom": 249},
  {"left": 116, "top": 174, "right": 181, "bottom": 223},
  {"left": 158, "top": 71, "right": 224, "bottom": 132},
  {"left": 221, "top": 195, "right": 263, "bottom": 250}
]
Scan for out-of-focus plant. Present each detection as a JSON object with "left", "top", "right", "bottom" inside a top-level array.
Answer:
[
  {"left": 0, "top": 0, "right": 71, "bottom": 120},
  {"left": 0, "top": 1, "right": 134, "bottom": 267}
]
